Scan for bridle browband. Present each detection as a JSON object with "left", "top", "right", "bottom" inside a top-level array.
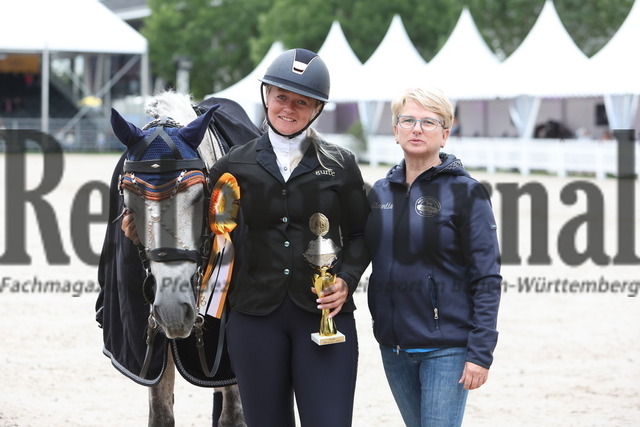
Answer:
[{"left": 123, "top": 125, "right": 206, "bottom": 174}]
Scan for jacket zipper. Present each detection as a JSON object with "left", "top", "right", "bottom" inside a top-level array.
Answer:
[
  {"left": 429, "top": 275, "right": 440, "bottom": 330},
  {"left": 391, "top": 182, "right": 440, "bottom": 355},
  {"left": 390, "top": 182, "right": 410, "bottom": 356}
]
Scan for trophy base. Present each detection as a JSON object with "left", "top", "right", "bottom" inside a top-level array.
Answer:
[{"left": 311, "top": 331, "right": 346, "bottom": 346}]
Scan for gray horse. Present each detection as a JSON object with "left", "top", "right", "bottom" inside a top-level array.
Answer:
[{"left": 98, "top": 91, "right": 257, "bottom": 426}]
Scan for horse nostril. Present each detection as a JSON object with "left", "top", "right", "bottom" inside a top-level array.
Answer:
[{"left": 183, "top": 303, "right": 196, "bottom": 325}]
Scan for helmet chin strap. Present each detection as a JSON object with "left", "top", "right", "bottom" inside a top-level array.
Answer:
[{"left": 260, "top": 83, "right": 325, "bottom": 139}]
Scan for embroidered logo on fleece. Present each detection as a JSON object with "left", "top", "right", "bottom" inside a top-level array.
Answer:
[
  {"left": 315, "top": 168, "right": 336, "bottom": 177},
  {"left": 371, "top": 202, "right": 393, "bottom": 209},
  {"left": 415, "top": 196, "right": 441, "bottom": 217}
]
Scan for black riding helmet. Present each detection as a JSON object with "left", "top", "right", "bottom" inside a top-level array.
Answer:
[{"left": 259, "top": 48, "right": 331, "bottom": 138}]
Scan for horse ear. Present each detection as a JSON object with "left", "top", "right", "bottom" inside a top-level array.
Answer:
[
  {"left": 110, "top": 108, "right": 145, "bottom": 147},
  {"left": 177, "top": 104, "right": 220, "bottom": 149}
]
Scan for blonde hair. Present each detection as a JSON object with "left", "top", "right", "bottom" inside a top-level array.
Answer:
[
  {"left": 307, "top": 128, "right": 345, "bottom": 168},
  {"left": 391, "top": 87, "right": 454, "bottom": 130}
]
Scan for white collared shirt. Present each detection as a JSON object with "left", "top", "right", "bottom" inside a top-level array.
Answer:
[{"left": 268, "top": 127, "right": 309, "bottom": 181}]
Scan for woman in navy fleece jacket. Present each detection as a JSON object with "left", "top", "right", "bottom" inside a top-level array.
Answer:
[{"left": 365, "top": 87, "right": 502, "bottom": 427}]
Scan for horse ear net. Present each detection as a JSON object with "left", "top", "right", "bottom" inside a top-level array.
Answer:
[
  {"left": 110, "top": 108, "right": 145, "bottom": 147},
  {"left": 179, "top": 105, "right": 219, "bottom": 147}
]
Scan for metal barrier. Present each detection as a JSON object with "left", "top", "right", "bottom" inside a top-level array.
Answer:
[{"left": 0, "top": 117, "right": 123, "bottom": 152}]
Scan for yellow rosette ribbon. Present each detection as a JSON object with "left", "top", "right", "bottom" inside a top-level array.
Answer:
[
  {"left": 208, "top": 172, "right": 241, "bottom": 235},
  {"left": 199, "top": 173, "right": 240, "bottom": 319}
]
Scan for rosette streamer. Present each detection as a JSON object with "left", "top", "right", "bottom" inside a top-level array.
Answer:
[{"left": 199, "top": 173, "right": 240, "bottom": 319}]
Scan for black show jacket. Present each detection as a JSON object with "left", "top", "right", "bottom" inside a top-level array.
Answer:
[{"left": 210, "top": 132, "right": 371, "bottom": 316}]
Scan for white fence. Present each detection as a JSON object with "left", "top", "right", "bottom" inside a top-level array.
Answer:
[
  {"left": 2, "top": 124, "right": 637, "bottom": 180},
  {"left": 362, "top": 136, "right": 639, "bottom": 179}
]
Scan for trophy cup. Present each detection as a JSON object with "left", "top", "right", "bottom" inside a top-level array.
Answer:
[{"left": 303, "top": 213, "right": 346, "bottom": 345}]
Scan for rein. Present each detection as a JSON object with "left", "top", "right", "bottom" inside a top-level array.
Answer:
[{"left": 119, "top": 118, "right": 226, "bottom": 380}]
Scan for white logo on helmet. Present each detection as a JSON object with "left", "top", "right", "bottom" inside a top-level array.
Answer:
[{"left": 292, "top": 60, "right": 309, "bottom": 75}]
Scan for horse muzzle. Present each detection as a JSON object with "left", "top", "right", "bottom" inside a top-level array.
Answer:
[{"left": 152, "top": 300, "right": 197, "bottom": 339}]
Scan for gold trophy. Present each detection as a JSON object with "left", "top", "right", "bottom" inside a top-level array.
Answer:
[{"left": 304, "top": 213, "right": 346, "bottom": 345}]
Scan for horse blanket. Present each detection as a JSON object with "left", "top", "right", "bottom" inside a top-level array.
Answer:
[{"left": 95, "top": 97, "right": 261, "bottom": 386}]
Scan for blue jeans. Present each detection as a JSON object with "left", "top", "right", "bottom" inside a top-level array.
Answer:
[{"left": 380, "top": 346, "right": 468, "bottom": 427}]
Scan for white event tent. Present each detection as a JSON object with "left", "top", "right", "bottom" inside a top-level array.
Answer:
[
  {"left": 317, "top": 21, "right": 364, "bottom": 103},
  {"left": 0, "top": 0, "right": 149, "bottom": 133},
  {"left": 497, "top": 0, "right": 592, "bottom": 99},
  {"left": 496, "top": 0, "right": 592, "bottom": 137},
  {"left": 316, "top": 21, "right": 367, "bottom": 139},
  {"left": 213, "top": 1, "right": 639, "bottom": 139},
  {"left": 423, "top": 7, "right": 503, "bottom": 137},
  {"left": 357, "top": 15, "right": 429, "bottom": 136},
  {"left": 589, "top": 0, "right": 640, "bottom": 129},
  {"left": 361, "top": 14, "right": 428, "bottom": 102},
  {"left": 425, "top": 7, "right": 501, "bottom": 101}
]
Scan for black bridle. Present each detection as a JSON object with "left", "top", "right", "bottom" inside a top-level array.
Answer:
[
  {"left": 119, "top": 118, "right": 223, "bottom": 379},
  {"left": 122, "top": 119, "right": 208, "bottom": 269}
]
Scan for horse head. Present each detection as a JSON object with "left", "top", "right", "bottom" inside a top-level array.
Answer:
[{"left": 111, "top": 106, "right": 216, "bottom": 339}]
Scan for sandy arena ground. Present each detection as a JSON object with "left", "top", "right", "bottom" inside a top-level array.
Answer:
[{"left": 0, "top": 152, "right": 639, "bottom": 426}]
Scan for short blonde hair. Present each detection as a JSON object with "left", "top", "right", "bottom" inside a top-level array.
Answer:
[{"left": 391, "top": 87, "right": 454, "bottom": 130}]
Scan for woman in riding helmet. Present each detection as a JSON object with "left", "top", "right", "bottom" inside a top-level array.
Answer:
[{"left": 210, "top": 48, "right": 370, "bottom": 427}]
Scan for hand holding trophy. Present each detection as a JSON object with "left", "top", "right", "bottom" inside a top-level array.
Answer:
[{"left": 304, "top": 213, "right": 346, "bottom": 345}]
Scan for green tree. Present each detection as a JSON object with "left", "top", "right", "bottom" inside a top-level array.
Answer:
[
  {"left": 141, "top": 0, "right": 635, "bottom": 99},
  {"left": 347, "top": 0, "right": 460, "bottom": 62},
  {"left": 250, "top": 0, "right": 341, "bottom": 60},
  {"left": 466, "top": 0, "right": 544, "bottom": 59},
  {"left": 465, "top": 0, "right": 634, "bottom": 58},
  {"left": 143, "top": 0, "right": 272, "bottom": 99},
  {"left": 252, "top": 0, "right": 461, "bottom": 63},
  {"left": 555, "top": 0, "right": 634, "bottom": 56}
]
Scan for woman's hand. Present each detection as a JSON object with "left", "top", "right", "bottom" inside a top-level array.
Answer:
[
  {"left": 121, "top": 211, "right": 140, "bottom": 246},
  {"left": 459, "top": 362, "right": 489, "bottom": 390},
  {"left": 312, "top": 277, "right": 349, "bottom": 317}
]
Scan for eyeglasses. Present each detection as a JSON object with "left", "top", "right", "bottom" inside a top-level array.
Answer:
[{"left": 396, "top": 115, "right": 445, "bottom": 132}]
